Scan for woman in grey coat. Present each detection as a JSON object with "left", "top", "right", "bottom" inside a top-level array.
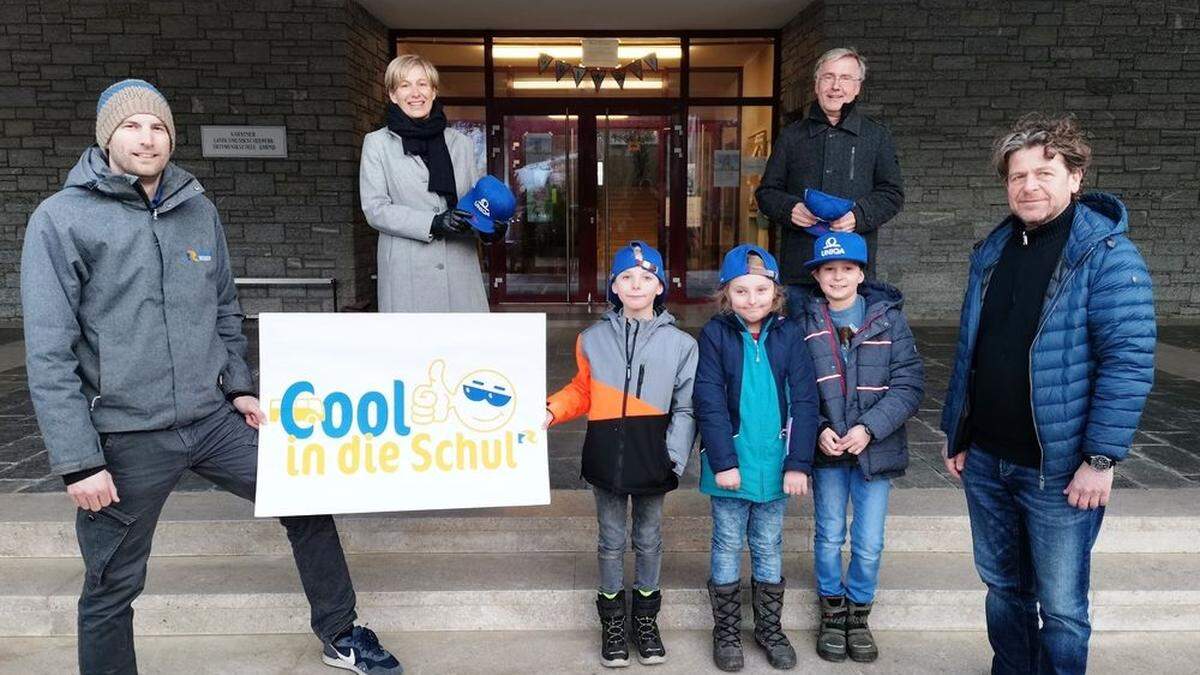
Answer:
[{"left": 360, "top": 54, "right": 490, "bottom": 312}]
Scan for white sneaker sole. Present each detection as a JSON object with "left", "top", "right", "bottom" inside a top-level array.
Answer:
[
  {"left": 322, "top": 654, "right": 366, "bottom": 674},
  {"left": 600, "top": 656, "right": 631, "bottom": 668},
  {"left": 638, "top": 654, "right": 667, "bottom": 665}
]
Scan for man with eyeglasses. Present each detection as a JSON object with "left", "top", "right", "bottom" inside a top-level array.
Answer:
[{"left": 756, "top": 47, "right": 904, "bottom": 295}]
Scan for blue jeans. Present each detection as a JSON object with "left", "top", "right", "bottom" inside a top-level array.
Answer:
[
  {"left": 709, "top": 496, "right": 787, "bottom": 585},
  {"left": 962, "top": 446, "right": 1104, "bottom": 675},
  {"left": 593, "top": 486, "right": 665, "bottom": 594},
  {"left": 812, "top": 464, "right": 892, "bottom": 603}
]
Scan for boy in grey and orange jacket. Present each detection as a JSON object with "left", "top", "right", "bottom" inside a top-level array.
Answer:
[{"left": 546, "top": 240, "right": 698, "bottom": 668}]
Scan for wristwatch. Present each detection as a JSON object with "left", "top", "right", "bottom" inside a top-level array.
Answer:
[{"left": 1085, "top": 455, "right": 1115, "bottom": 472}]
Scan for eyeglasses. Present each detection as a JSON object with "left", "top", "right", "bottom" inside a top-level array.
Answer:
[
  {"left": 463, "top": 383, "right": 512, "bottom": 407},
  {"left": 817, "top": 74, "right": 862, "bottom": 86}
]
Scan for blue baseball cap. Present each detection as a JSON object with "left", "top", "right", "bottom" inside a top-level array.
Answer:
[
  {"left": 607, "top": 240, "right": 667, "bottom": 308},
  {"left": 456, "top": 175, "right": 517, "bottom": 234},
  {"left": 804, "top": 231, "right": 869, "bottom": 269},
  {"left": 718, "top": 244, "right": 781, "bottom": 286},
  {"left": 802, "top": 188, "right": 855, "bottom": 238}
]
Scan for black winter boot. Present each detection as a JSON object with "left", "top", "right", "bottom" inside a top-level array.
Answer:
[
  {"left": 596, "top": 590, "right": 630, "bottom": 668},
  {"left": 846, "top": 601, "right": 879, "bottom": 663},
  {"left": 816, "top": 595, "right": 848, "bottom": 662},
  {"left": 631, "top": 589, "right": 667, "bottom": 665},
  {"left": 751, "top": 578, "right": 797, "bottom": 669},
  {"left": 708, "top": 580, "right": 744, "bottom": 672}
]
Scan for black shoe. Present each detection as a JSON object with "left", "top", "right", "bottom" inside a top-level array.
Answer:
[
  {"left": 752, "top": 578, "right": 797, "bottom": 670},
  {"left": 816, "top": 595, "right": 848, "bottom": 662},
  {"left": 596, "top": 590, "right": 630, "bottom": 668},
  {"left": 631, "top": 589, "right": 667, "bottom": 665},
  {"left": 708, "top": 579, "right": 744, "bottom": 672},
  {"left": 846, "top": 601, "right": 879, "bottom": 663}
]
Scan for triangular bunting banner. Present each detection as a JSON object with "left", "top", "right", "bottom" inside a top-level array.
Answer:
[
  {"left": 591, "top": 69, "right": 606, "bottom": 91},
  {"left": 643, "top": 52, "right": 659, "bottom": 72},
  {"left": 538, "top": 53, "right": 554, "bottom": 74},
  {"left": 554, "top": 60, "right": 570, "bottom": 81},
  {"left": 611, "top": 68, "right": 627, "bottom": 89},
  {"left": 627, "top": 60, "right": 644, "bottom": 80},
  {"left": 572, "top": 65, "right": 588, "bottom": 86}
]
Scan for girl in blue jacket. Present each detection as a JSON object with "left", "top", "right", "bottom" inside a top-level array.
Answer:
[
  {"left": 796, "top": 232, "right": 924, "bottom": 664},
  {"left": 695, "top": 244, "right": 820, "bottom": 672}
]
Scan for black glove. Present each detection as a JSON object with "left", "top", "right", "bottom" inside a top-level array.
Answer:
[
  {"left": 430, "top": 208, "right": 474, "bottom": 240},
  {"left": 479, "top": 220, "right": 509, "bottom": 245}
]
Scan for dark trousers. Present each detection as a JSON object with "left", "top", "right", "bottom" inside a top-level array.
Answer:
[
  {"left": 962, "top": 446, "right": 1103, "bottom": 675},
  {"left": 76, "top": 405, "right": 357, "bottom": 675}
]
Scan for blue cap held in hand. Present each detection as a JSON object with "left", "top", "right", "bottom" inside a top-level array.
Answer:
[
  {"left": 718, "top": 244, "right": 781, "bottom": 287},
  {"left": 607, "top": 240, "right": 667, "bottom": 308},
  {"left": 804, "top": 231, "right": 869, "bottom": 269},
  {"left": 456, "top": 175, "right": 517, "bottom": 234},
  {"left": 802, "top": 188, "right": 855, "bottom": 237}
]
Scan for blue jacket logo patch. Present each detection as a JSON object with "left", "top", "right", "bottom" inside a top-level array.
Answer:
[{"left": 186, "top": 249, "right": 213, "bottom": 263}]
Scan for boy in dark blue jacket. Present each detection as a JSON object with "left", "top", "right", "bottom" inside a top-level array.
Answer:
[
  {"left": 695, "top": 245, "right": 820, "bottom": 672},
  {"left": 796, "top": 232, "right": 924, "bottom": 663}
]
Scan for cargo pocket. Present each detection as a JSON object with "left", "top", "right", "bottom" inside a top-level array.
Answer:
[{"left": 76, "top": 505, "right": 137, "bottom": 588}]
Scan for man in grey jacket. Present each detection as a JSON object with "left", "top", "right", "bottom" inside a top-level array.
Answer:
[
  {"left": 756, "top": 47, "right": 904, "bottom": 288},
  {"left": 21, "top": 80, "right": 402, "bottom": 675}
]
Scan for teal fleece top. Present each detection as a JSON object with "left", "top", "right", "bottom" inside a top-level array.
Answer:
[{"left": 700, "top": 316, "right": 787, "bottom": 503}]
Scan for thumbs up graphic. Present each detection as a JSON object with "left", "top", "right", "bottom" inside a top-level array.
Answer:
[{"left": 411, "top": 359, "right": 452, "bottom": 425}]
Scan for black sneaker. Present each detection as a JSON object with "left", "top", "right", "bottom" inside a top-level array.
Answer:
[
  {"left": 322, "top": 625, "right": 404, "bottom": 674},
  {"left": 632, "top": 589, "right": 667, "bottom": 665},
  {"left": 597, "top": 590, "right": 631, "bottom": 668}
]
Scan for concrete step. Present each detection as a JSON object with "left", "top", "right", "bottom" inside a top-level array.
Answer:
[
  {"left": 4, "top": 630, "right": 1198, "bottom": 675},
  {"left": 4, "top": 550, "right": 1198, "bottom": 637},
  {"left": 3, "top": 489, "right": 1198, "bottom": 558}
]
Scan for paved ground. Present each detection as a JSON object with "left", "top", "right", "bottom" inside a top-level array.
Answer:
[
  {"left": 2, "top": 311, "right": 1199, "bottom": 493},
  {"left": 3, "top": 630, "right": 1198, "bottom": 674}
]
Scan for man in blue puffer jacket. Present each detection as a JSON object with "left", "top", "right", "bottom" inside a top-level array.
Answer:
[{"left": 940, "top": 114, "right": 1156, "bottom": 675}]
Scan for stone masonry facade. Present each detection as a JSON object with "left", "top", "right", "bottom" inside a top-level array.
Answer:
[
  {"left": 781, "top": 0, "right": 1200, "bottom": 320},
  {"left": 1, "top": 0, "right": 1198, "bottom": 321},
  {"left": 0, "top": 0, "right": 390, "bottom": 319}
]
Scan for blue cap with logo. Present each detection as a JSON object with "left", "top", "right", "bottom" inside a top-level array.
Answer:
[
  {"left": 718, "top": 244, "right": 781, "bottom": 286},
  {"left": 607, "top": 240, "right": 667, "bottom": 308},
  {"left": 456, "top": 175, "right": 517, "bottom": 234},
  {"left": 804, "top": 231, "right": 869, "bottom": 269},
  {"left": 802, "top": 188, "right": 855, "bottom": 237}
]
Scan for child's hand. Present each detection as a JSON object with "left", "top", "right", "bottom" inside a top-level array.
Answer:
[
  {"left": 783, "top": 470, "right": 809, "bottom": 496},
  {"left": 819, "top": 427, "right": 843, "bottom": 456},
  {"left": 837, "top": 425, "right": 871, "bottom": 455},
  {"left": 715, "top": 467, "right": 741, "bottom": 491},
  {"left": 542, "top": 409, "right": 554, "bottom": 430}
]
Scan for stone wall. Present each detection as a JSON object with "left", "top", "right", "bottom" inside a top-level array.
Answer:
[
  {"left": 780, "top": 0, "right": 1200, "bottom": 320},
  {"left": 0, "top": 0, "right": 390, "bottom": 319}
]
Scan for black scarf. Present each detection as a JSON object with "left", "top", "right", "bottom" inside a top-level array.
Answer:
[{"left": 386, "top": 100, "right": 457, "bottom": 203}]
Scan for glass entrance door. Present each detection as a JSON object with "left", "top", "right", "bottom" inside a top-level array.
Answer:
[{"left": 493, "top": 107, "right": 680, "bottom": 304}]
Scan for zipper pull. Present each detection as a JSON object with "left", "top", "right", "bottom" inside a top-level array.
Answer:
[
  {"left": 152, "top": 208, "right": 159, "bottom": 221},
  {"left": 1021, "top": 229, "right": 1028, "bottom": 246}
]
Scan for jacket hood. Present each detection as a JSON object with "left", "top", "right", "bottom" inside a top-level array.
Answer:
[
  {"left": 64, "top": 145, "right": 199, "bottom": 205},
  {"left": 602, "top": 308, "right": 678, "bottom": 334},
  {"left": 799, "top": 279, "right": 904, "bottom": 315},
  {"left": 977, "top": 192, "right": 1129, "bottom": 268}
]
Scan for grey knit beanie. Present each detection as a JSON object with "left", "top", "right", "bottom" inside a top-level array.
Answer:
[{"left": 95, "top": 79, "right": 175, "bottom": 149}]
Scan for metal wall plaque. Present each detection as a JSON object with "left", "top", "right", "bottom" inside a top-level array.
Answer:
[{"left": 201, "top": 126, "right": 288, "bottom": 158}]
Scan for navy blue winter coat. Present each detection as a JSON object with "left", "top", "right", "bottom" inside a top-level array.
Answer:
[
  {"left": 797, "top": 282, "right": 925, "bottom": 479},
  {"left": 694, "top": 313, "right": 820, "bottom": 476},
  {"left": 941, "top": 193, "right": 1156, "bottom": 473}
]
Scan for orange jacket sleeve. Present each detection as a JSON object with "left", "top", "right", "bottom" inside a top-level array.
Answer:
[{"left": 546, "top": 335, "right": 591, "bottom": 425}]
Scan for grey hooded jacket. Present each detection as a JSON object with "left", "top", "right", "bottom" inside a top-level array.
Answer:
[{"left": 21, "top": 147, "right": 254, "bottom": 476}]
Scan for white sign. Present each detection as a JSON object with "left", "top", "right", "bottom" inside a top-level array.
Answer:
[
  {"left": 713, "top": 150, "right": 741, "bottom": 188},
  {"left": 201, "top": 125, "right": 288, "bottom": 158},
  {"left": 254, "top": 313, "right": 549, "bottom": 517},
  {"left": 582, "top": 38, "right": 620, "bottom": 68}
]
